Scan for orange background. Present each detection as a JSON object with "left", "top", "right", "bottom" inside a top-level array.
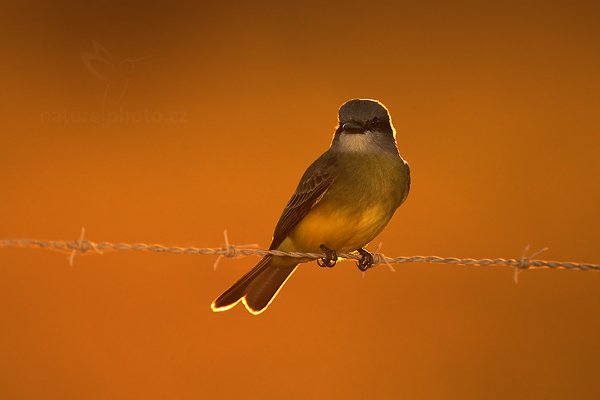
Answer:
[{"left": 1, "top": 1, "right": 599, "bottom": 399}]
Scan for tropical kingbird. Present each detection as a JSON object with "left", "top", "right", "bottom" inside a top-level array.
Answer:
[{"left": 212, "top": 99, "right": 410, "bottom": 314}]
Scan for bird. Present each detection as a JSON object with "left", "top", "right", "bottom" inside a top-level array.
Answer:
[{"left": 211, "top": 99, "right": 411, "bottom": 315}]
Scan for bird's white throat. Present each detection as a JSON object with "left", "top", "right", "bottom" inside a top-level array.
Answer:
[{"left": 335, "top": 131, "right": 382, "bottom": 153}]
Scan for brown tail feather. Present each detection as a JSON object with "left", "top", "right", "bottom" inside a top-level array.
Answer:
[
  {"left": 211, "top": 255, "right": 298, "bottom": 314},
  {"left": 244, "top": 263, "right": 298, "bottom": 313}
]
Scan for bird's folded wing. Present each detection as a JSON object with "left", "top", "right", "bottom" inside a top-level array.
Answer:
[{"left": 269, "top": 152, "right": 338, "bottom": 250}]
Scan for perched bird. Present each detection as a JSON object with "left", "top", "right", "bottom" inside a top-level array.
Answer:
[{"left": 212, "top": 99, "right": 410, "bottom": 314}]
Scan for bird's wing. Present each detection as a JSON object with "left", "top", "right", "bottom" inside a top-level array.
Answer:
[{"left": 269, "top": 152, "right": 338, "bottom": 250}]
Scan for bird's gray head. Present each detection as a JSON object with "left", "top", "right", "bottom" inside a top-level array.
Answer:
[{"left": 331, "top": 99, "right": 398, "bottom": 154}]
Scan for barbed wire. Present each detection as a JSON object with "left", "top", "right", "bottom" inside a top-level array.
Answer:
[{"left": 1, "top": 229, "right": 599, "bottom": 282}]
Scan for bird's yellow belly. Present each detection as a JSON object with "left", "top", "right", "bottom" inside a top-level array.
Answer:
[{"left": 280, "top": 201, "right": 391, "bottom": 254}]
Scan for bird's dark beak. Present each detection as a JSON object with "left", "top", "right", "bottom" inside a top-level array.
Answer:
[{"left": 342, "top": 121, "right": 365, "bottom": 134}]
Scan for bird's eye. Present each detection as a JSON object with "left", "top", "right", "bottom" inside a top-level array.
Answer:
[{"left": 370, "top": 117, "right": 379, "bottom": 128}]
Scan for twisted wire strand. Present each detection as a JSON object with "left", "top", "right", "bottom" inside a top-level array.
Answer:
[{"left": 1, "top": 233, "right": 598, "bottom": 272}]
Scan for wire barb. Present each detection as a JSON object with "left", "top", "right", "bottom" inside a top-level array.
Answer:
[
  {"left": 373, "top": 242, "right": 395, "bottom": 273},
  {"left": 514, "top": 245, "right": 549, "bottom": 283},
  {"left": 212, "top": 230, "right": 260, "bottom": 271},
  {"left": 0, "top": 231, "right": 598, "bottom": 275},
  {"left": 68, "top": 227, "right": 104, "bottom": 266}
]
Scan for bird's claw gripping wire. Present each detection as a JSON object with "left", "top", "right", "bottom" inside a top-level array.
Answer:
[
  {"left": 357, "top": 248, "right": 374, "bottom": 271},
  {"left": 317, "top": 244, "right": 337, "bottom": 268}
]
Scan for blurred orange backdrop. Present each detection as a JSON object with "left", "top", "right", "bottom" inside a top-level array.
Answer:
[{"left": 1, "top": 1, "right": 599, "bottom": 399}]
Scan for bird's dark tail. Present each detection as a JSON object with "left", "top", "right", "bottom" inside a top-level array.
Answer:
[{"left": 211, "top": 255, "right": 298, "bottom": 315}]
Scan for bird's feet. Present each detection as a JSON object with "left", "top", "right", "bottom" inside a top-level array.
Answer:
[
  {"left": 356, "top": 248, "right": 373, "bottom": 271},
  {"left": 317, "top": 244, "right": 337, "bottom": 268}
]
